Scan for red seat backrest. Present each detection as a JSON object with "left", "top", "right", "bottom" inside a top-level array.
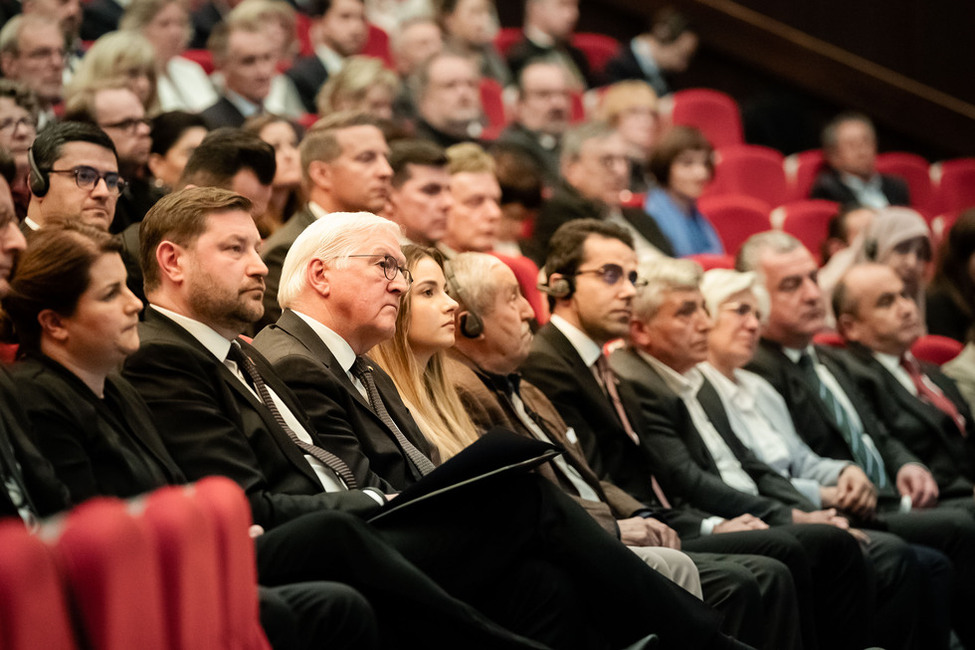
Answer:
[
  {"left": 491, "top": 252, "right": 548, "bottom": 325},
  {"left": 775, "top": 199, "right": 841, "bottom": 264},
  {"left": 912, "top": 334, "right": 964, "bottom": 365},
  {"left": 54, "top": 498, "right": 169, "bottom": 650},
  {"left": 936, "top": 158, "right": 975, "bottom": 214},
  {"left": 670, "top": 88, "right": 744, "bottom": 149},
  {"left": 705, "top": 145, "right": 789, "bottom": 207},
  {"left": 875, "top": 152, "right": 936, "bottom": 216},
  {"left": 696, "top": 193, "right": 772, "bottom": 258},
  {"left": 362, "top": 23, "right": 393, "bottom": 68},
  {"left": 493, "top": 28, "right": 523, "bottom": 58},
  {"left": 785, "top": 149, "right": 827, "bottom": 202},
  {"left": 570, "top": 32, "right": 621, "bottom": 76},
  {"left": 0, "top": 521, "right": 77, "bottom": 650}
]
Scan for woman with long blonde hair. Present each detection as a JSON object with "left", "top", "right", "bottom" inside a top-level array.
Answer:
[{"left": 372, "top": 245, "right": 481, "bottom": 459}]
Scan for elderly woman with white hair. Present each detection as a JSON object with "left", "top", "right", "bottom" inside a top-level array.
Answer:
[
  {"left": 818, "top": 206, "right": 932, "bottom": 327},
  {"left": 697, "top": 268, "right": 875, "bottom": 514}
]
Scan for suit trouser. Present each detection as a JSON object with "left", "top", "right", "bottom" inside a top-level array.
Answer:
[
  {"left": 373, "top": 474, "right": 752, "bottom": 650},
  {"left": 258, "top": 582, "right": 380, "bottom": 650}
]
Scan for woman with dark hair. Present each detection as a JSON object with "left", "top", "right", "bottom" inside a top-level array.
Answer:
[
  {"left": 148, "top": 111, "right": 209, "bottom": 191},
  {"left": 371, "top": 245, "right": 480, "bottom": 460},
  {"left": 927, "top": 207, "right": 975, "bottom": 342},
  {"left": 243, "top": 114, "right": 302, "bottom": 237},
  {"left": 644, "top": 125, "right": 722, "bottom": 257}
]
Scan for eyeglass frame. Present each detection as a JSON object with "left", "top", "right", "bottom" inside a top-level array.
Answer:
[
  {"left": 573, "top": 264, "right": 642, "bottom": 288},
  {"left": 720, "top": 301, "right": 762, "bottom": 321},
  {"left": 345, "top": 254, "right": 413, "bottom": 286},
  {"left": 0, "top": 116, "right": 36, "bottom": 132},
  {"left": 48, "top": 166, "right": 126, "bottom": 194},
  {"left": 99, "top": 117, "right": 151, "bottom": 133}
]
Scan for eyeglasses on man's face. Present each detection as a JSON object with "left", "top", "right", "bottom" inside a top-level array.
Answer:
[
  {"left": 48, "top": 166, "right": 125, "bottom": 194},
  {"left": 100, "top": 117, "right": 151, "bottom": 133},
  {"left": 574, "top": 263, "right": 640, "bottom": 287},
  {"left": 346, "top": 254, "right": 413, "bottom": 286}
]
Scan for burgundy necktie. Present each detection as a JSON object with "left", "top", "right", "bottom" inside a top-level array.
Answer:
[
  {"left": 594, "top": 355, "right": 672, "bottom": 508},
  {"left": 901, "top": 355, "right": 967, "bottom": 436}
]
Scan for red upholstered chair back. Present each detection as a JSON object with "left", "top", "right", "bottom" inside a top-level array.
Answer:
[
  {"left": 493, "top": 27, "right": 523, "bottom": 57},
  {"left": 935, "top": 158, "right": 975, "bottom": 214},
  {"left": 785, "top": 149, "right": 827, "bottom": 202},
  {"left": 570, "top": 33, "right": 621, "bottom": 76},
  {"left": 362, "top": 23, "right": 394, "bottom": 68},
  {"left": 705, "top": 145, "right": 788, "bottom": 207},
  {"left": 193, "top": 476, "right": 272, "bottom": 650},
  {"left": 911, "top": 335, "right": 964, "bottom": 365},
  {"left": 773, "top": 199, "right": 840, "bottom": 264},
  {"left": 181, "top": 50, "right": 214, "bottom": 75},
  {"left": 696, "top": 194, "right": 772, "bottom": 258},
  {"left": 53, "top": 498, "right": 169, "bottom": 650},
  {"left": 669, "top": 89, "right": 744, "bottom": 149},
  {"left": 143, "top": 486, "right": 224, "bottom": 650},
  {"left": 491, "top": 252, "right": 548, "bottom": 325},
  {"left": 0, "top": 521, "right": 77, "bottom": 650},
  {"left": 875, "top": 152, "right": 936, "bottom": 216},
  {"left": 813, "top": 331, "right": 845, "bottom": 348},
  {"left": 686, "top": 253, "right": 735, "bottom": 271}
]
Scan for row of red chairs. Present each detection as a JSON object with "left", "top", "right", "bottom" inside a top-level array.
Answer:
[{"left": 0, "top": 477, "right": 269, "bottom": 650}]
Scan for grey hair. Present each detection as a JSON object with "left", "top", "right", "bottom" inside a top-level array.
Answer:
[
  {"left": 277, "top": 211, "right": 403, "bottom": 308},
  {"left": 559, "top": 120, "right": 616, "bottom": 170},
  {"left": 735, "top": 230, "right": 802, "bottom": 275},
  {"left": 446, "top": 252, "right": 503, "bottom": 316},
  {"left": 821, "top": 111, "right": 875, "bottom": 152},
  {"left": 700, "top": 268, "right": 770, "bottom": 326},
  {"left": 632, "top": 257, "right": 702, "bottom": 322},
  {"left": 0, "top": 15, "right": 57, "bottom": 56}
]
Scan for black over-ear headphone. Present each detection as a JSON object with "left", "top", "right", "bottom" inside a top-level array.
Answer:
[
  {"left": 27, "top": 147, "right": 49, "bottom": 197},
  {"left": 537, "top": 274, "right": 574, "bottom": 300},
  {"left": 443, "top": 261, "right": 484, "bottom": 339}
]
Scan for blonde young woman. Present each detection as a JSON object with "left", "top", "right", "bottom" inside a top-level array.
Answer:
[
  {"left": 371, "top": 245, "right": 481, "bottom": 460},
  {"left": 315, "top": 56, "right": 401, "bottom": 121},
  {"left": 66, "top": 30, "right": 159, "bottom": 113},
  {"left": 597, "top": 80, "right": 660, "bottom": 193}
]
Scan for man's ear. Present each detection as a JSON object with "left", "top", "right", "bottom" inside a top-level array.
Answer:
[
  {"left": 307, "top": 160, "right": 332, "bottom": 192},
  {"left": 307, "top": 258, "right": 330, "bottom": 297},
  {"left": 836, "top": 313, "right": 860, "bottom": 343},
  {"left": 155, "top": 241, "right": 184, "bottom": 284},
  {"left": 628, "top": 316, "right": 651, "bottom": 350},
  {"left": 36, "top": 309, "right": 67, "bottom": 343}
]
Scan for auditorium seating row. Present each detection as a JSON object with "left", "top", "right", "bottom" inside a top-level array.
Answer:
[{"left": 0, "top": 477, "right": 269, "bottom": 650}]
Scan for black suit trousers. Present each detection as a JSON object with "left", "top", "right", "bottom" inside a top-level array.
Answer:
[{"left": 258, "top": 583, "right": 380, "bottom": 650}]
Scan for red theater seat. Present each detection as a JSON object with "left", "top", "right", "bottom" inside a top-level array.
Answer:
[
  {"left": 669, "top": 89, "right": 743, "bottom": 149},
  {"left": 706, "top": 145, "right": 789, "bottom": 207},
  {"left": 696, "top": 194, "right": 772, "bottom": 257},
  {"left": 774, "top": 200, "right": 840, "bottom": 264}
]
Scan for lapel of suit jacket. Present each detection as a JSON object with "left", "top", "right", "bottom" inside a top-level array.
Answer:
[
  {"left": 539, "top": 325, "right": 621, "bottom": 428},
  {"left": 145, "top": 309, "right": 323, "bottom": 486},
  {"left": 850, "top": 343, "right": 946, "bottom": 434}
]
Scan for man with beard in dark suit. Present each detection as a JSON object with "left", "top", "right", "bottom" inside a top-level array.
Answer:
[
  {"left": 739, "top": 230, "right": 975, "bottom": 649},
  {"left": 122, "top": 186, "right": 751, "bottom": 650}
]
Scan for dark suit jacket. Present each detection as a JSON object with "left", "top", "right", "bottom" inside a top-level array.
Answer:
[
  {"left": 252, "top": 309, "right": 437, "bottom": 492},
  {"left": 258, "top": 205, "right": 315, "bottom": 332},
  {"left": 495, "top": 122, "right": 560, "bottom": 186},
  {"left": 809, "top": 168, "right": 911, "bottom": 207},
  {"left": 446, "top": 355, "right": 641, "bottom": 535},
  {"left": 837, "top": 342, "right": 975, "bottom": 498},
  {"left": 526, "top": 182, "right": 675, "bottom": 266},
  {"left": 746, "top": 338, "right": 921, "bottom": 504},
  {"left": 122, "top": 308, "right": 382, "bottom": 529},
  {"left": 610, "top": 348, "right": 812, "bottom": 525},
  {"left": 604, "top": 43, "right": 670, "bottom": 97},
  {"left": 506, "top": 36, "right": 596, "bottom": 88},
  {"left": 80, "top": 0, "right": 123, "bottom": 41},
  {"left": 520, "top": 324, "right": 715, "bottom": 538},
  {"left": 0, "top": 366, "right": 69, "bottom": 519},
  {"left": 201, "top": 96, "right": 248, "bottom": 129},
  {"left": 285, "top": 55, "right": 328, "bottom": 115},
  {"left": 12, "top": 354, "right": 184, "bottom": 503},
  {"left": 190, "top": 0, "right": 225, "bottom": 50}
]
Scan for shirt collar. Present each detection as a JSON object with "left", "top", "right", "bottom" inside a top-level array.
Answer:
[
  {"left": 874, "top": 349, "right": 907, "bottom": 373},
  {"left": 549, "top": 314, "right": 602, "bottom": 367},
  {"left": 307, "top": 201, "right": 329, "bottom": 221},
  {"left": 782, "top": 344, "right": 816, "bottom": 364},
  {"left": 699, "top": 362, "right": 753, "bottom": 409},
  {"left": 524, "top": 25, "right": 556, "bottom": 48},
  {"left": 840, "top": 172, "right": 882, "bottom": 192},
  {"left": 636, "top": 349, "right": 703, "bottom": 396},
  {"left": 314, "top": 43, "right": 345, "bottom": 75},
  {"left": 224, "top": 88, "right": 262, "bottom": 118},
  {"left": 150, "top": 304, "right": 233, "bottom": 362},
  {"left": 291, "top": 310, "right": 357, "bottom": 373}
]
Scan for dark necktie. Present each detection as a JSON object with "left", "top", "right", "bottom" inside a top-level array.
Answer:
[
  {"left": 350, "top": 357, "right": 437, "bottom": 477},
  {"left": 797, "top": 353, "right": 887, "bottom": 488},
  {"left": 228, "top": 341, "right": 358, "bottom": 489},
  {"left": 594, "top": 355, "right": 672, "bottom": 508},
  {"left": 901, "top": 355, "right": 967, "bottom": 436}
]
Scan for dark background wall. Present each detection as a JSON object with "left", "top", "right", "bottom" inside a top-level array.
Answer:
[{"left": 498, "top": 0, "right": 975, "bottom": 160}]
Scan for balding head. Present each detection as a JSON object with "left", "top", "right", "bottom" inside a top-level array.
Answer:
[{"left": 834, "top": 263, "right": 922, "bottom": 356}]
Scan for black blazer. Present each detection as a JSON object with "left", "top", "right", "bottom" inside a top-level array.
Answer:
[
  {"left": 11, "top": 354, "right": 184, "bottom": 503},
  {"left": 838, "top": 342, "right": 975, "bottom": 498},
  {"left": 610, "top": 347, "right": 811, "bottom": 525},
  {"left": 284, "top": 55, "right": 328, "bottom": 115},
  {"left": 259, "top": 205, "right": 316, "bottom": 332},
  {"left": 80, "top": 0, "right": 123, "bottom": 41},
  {"left": 604, "top": 44, "right": 670, "bottom": 97},
  {"left": 252, "top": 309, "right": 436, "bottom": 492},
  {"left": 122, "top": 308, "right": 382, "bottom": 529},
  {"left": 809, "top": 168, "right": 911, "bottom": 206},
  {"left": 201, "top": 96, "right": 247, "bottom": 129},
  {"left": 0, "top": 367, "right": 69, "bottom": 519},
  {"left": 520, "top": 324, "right": 711, "bottom": 537},
  {"left": 746, "top": 339, "right": 921, "bottom": 504},
  {"left": 506, "top": 37, "right": 596, "bottom": 88},
  {"left": 526, "top": 182, "right": 675, "bottom": 266}
]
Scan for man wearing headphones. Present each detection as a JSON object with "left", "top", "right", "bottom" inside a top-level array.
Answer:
[{"left": 23, "top": 121, "right": 121, "bottom": 235}]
